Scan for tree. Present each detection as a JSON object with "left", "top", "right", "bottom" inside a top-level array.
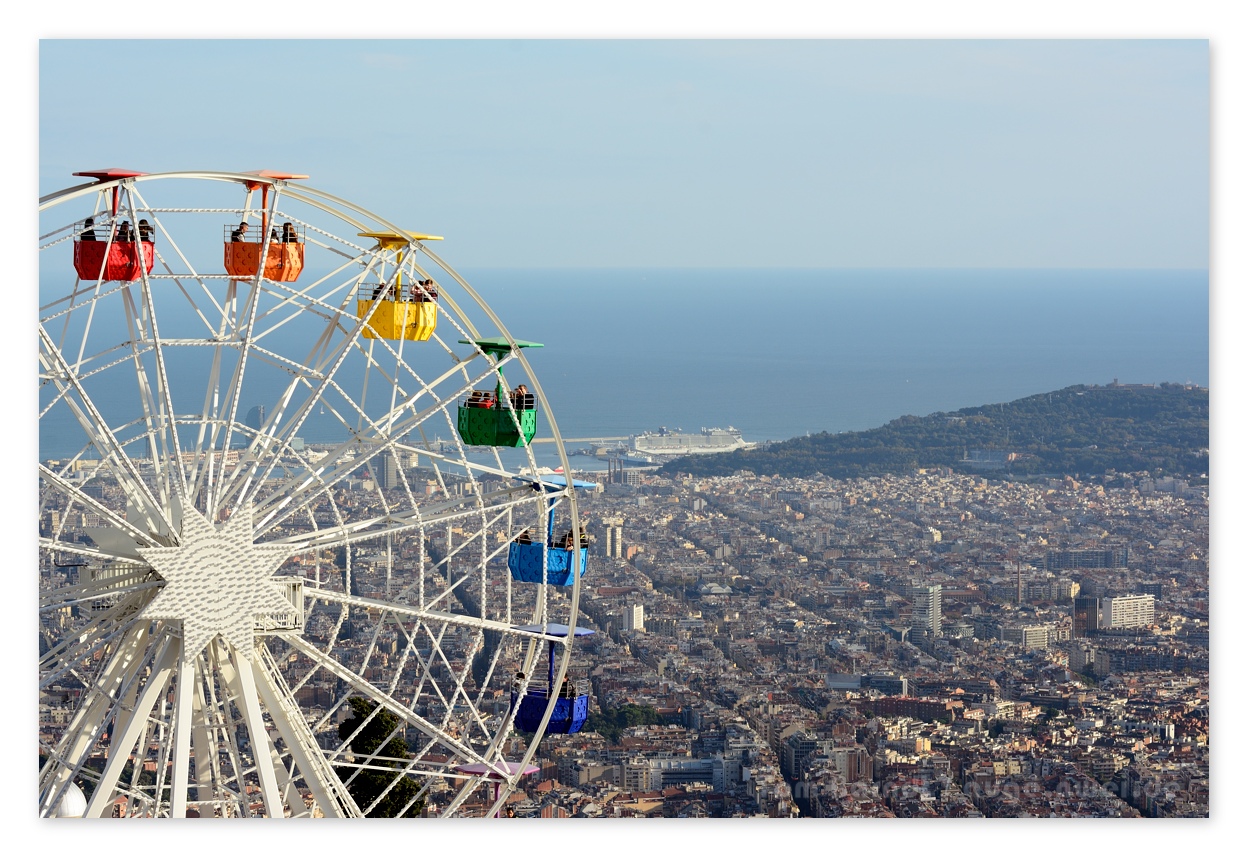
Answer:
[
  {"left": 586, "top": 703, "right": 663, "bottom": 743},
  {"left": 336, "top": 697, "right": 424, "bottom": 817}
]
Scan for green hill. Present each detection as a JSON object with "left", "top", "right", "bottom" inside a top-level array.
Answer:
[{"left": 657, "top": 383, "right": 1208, "bottom": 481}]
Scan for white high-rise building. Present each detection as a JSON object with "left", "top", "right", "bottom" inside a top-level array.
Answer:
[
  {"left": 605, "top": 522, "right": 624, "bottom": 559},
  {"left": 1101, "top": 594, "right": 1155, "bottom": 629},
  {"left": 911, "top": 584, "right": 942, "bottom": 636},
  {"left": 624, "top": 603, "right": 645, "bottom": 632}
]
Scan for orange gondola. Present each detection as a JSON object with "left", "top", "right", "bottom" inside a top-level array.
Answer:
[{"left": 222, "top": 171, "right": 309, "bottom": 282}]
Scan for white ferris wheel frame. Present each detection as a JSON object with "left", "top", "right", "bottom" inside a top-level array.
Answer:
[{"left": 37, "top": 170, "right": 588, "bottom": 818}]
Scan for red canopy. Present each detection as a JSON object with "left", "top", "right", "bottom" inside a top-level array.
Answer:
[{"left": 73, "top": 168, "right": 148, "bottom": 181}]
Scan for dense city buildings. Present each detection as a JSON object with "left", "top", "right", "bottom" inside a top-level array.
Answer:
[
  {"left": 503, "top": 464, "right": 1208, "bottom": 817},
  {"left": 40, "top": 456, "right": 1209, "bottom": 818}
]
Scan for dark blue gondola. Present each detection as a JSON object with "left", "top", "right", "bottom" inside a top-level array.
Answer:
[
  {"left": 509, "top": 623, "right": 595, "bottom": 734},
  {"left": 507, "top": 475, "right": 596, "bottom": 586}
]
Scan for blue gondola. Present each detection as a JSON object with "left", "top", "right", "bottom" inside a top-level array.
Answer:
[
  {"left": 507, "top": 475, "right": 596, "bottom": 586},
  {"left": 509, "top": 623, "right": 595, "bottom": 734},
  {"left": 508, "top": 541, "right": 588, "bottom": 586}
]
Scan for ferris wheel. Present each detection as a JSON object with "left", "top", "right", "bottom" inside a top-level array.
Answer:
[{"left": 37, "top": 169, "right": 593, "bottom": 818}]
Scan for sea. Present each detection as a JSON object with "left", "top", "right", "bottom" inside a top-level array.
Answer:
[{"left": 38, "top": 268, "right": 1209, "bottom": 475}]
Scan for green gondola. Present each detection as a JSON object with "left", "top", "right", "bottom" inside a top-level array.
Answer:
[{"left": 457, "top": 338, "right": 542, "bottom": 447}]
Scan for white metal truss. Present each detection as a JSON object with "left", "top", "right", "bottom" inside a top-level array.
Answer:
[{"left": 38, "top": 171, "right": 588, "bottom": 818}]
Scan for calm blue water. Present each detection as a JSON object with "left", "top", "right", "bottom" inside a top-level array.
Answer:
[
  {"left": 39, "top": 268, "right": 1208, "bottom": 468},
  {"left": 469, "top": 267, "right": 1208, "bottom": 436}
]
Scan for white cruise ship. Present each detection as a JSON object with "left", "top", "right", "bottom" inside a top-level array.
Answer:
[{"left": 631, "top": 426, "right": 750, "bottom": 456}]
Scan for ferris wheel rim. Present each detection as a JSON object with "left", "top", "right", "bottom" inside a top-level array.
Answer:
[{"left": 38, "top": 171, "right": 589, "bottom": 818}]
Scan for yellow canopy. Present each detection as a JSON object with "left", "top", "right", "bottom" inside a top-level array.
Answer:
[{"left": 359, "top": 230, "right": 444, "bottom": 250}]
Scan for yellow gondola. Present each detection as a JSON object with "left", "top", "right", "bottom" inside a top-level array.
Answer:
[{"left": 355, "top": 231, "right": 443, "bottom": 342}]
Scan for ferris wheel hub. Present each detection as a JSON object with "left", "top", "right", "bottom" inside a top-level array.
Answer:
[{"left": 136, "top": 503, "right": 293, "bottom": 659}]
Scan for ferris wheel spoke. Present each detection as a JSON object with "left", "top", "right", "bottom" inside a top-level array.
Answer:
[
  {"left": 214, "top": 642, "right": 286, "bottom": 817},
  {"left": 184, "top": 330, "right": 239, "bottom": 513},
  {"left": 41, "top": 620, "right": 154, "bottom": 814},
  {"left": 280, "top": 634, "right": 491, "bottom": 770},
  {"left": 38, "top": 538, "right": 142, "bottom": 569},
  {"left": 211, "top": 280, "right": 266, "bottom": 499},
  {"left": 167, "top": 647, "right": 194, "bottom": 817},
  {"left": 87, "top": 284, "right": 178, "bottom": 508},
  {"left": 300, "top": 586, "right": 544, "bottom": 643},
  {"left": 189, "top": 664, "right": 220, "bottom": 814},
  {"left": 38, "top": 464, "right": 155, "bottom": 546},
  {"left": 132, "top": 204, "right": 231, "bottom": 337},
  {"left": 84, "top": 631, "right": 179, "bottom": 817},
  {"left": 123, "top": 194, "right": 189, "bottom": 502},
  {"left": 244, "top": 389, "right": 493, "bottom": 535},
  {"left": 39, "top": 596, "right": 150, "bottom": 691},
  {"left": 38, "top": 566, "right": 159, "bottom": 613},
  {"left": 211, "top": 291, "right": 418, "bottom": 516},
  {"left": 254, "top": 643, "right": 362, "bottom": 817},
  {"left": 203, "top": 640, "right": 256, "bottom": 818},
  {"left": 40, "top": 340, "right": 153, "bottom": 418},
  {"left": 39, "top": 328, "right": 174, "bottom": 538},
  {"left": 244, "top": 389, "right": 480, "bottom": 533},
  {"left": 264, "top": 481, "right": 530, "bottom": 553}
]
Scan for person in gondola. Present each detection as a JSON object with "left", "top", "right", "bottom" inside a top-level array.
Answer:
[
  {"left": 513, "top": 529, "right": 533, "bottom": 545},
  {"left": 137, "top": 219, "right": 154, "bottom": 243},
  {"left": 467, "top": 390, "right": 495, "bottom": 409},
  {"left": 80, "top": 217, "right": 96, "bottom": 241},
  {"left": 117, "top": 221, "right": 136, "bottom": 242},
  {"left": 560, "top": 530, "right": 576, "bottom": 550},
  {"left": 411, "top": 278, "right": 436, "bottom": 302},
  {"left": 230, "top": 221, "right": 249, "bottom": 242},
  {"left": 512, "top": 671, "right": 526, "bottom": 693},
  {"left": 282, "top": 222, "right": 298, "bottom": 243},
  {"left": 559, "top": 676, "right": 575, "bottom": 699},
  {"left": 270, "top": 226, "right": 280, "bottom": 243},
  {"left": 371, "top": 280, "right": 395, "bottom": 301},
  {"left": 509, "top": 384, "right": 532, "bottom": 411}
]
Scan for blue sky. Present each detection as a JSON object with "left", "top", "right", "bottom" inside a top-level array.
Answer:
[{"left": 39, "top": 39, "right": 1208, "bottom": 269}]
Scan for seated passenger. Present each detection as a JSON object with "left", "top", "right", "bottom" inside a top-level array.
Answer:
[
  {"left": 371, "top": 282, "right": 393, "bottom": 300},
  {"left": 116, "top": 221, "right": 134, "bottom": 242},
  {"left": 466, "top": 390, "right": 495, "bottom": 409},
  {"left": 282, "top": 222, "right": 298, "bottom": 243},
  {"left": 230, "top": 221, "right": 249, "bottom": 242},
  {"left": 509, "top": 384, "right": 533, "bottom": 411},
  {"left": 80, "top": 217, "right": 96, "bottom": 241},
  {"left": 559, "top": 530, "right": 576, "bottom": 550},
  {"left": 513, "top": 529, "right": 533, "bottom": 544},
  {"left": 411, "top": 278, "right": 437, "bottom": 302},
  {"left": 137, "top": 219, "right": 154, "bottom": 243},
  {"left": 559, "top": 676, "right": 575, "bottom": 698}
]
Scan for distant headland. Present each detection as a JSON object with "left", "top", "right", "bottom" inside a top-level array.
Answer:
[{"left": 658, "top": 382, "right": 1208, "bottom": 481}]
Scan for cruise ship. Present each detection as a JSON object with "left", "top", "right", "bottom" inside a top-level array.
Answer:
[{"left": 631, "top": 426, "right": 751, "bottom": 456}]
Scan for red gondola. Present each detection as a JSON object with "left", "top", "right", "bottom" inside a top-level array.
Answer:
[
  {"left": 73, "top": 233, "right": 155, "bottom": 282},
  {"left": 69, "top": 169, "right": 156, "bottom": 282}
]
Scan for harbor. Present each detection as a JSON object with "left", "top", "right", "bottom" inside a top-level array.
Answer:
[{"left": 568, "top": 426, "right": 753, "bottom": 465}]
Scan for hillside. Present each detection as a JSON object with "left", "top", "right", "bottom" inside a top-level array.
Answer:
[{"left": 657, "top": 383, "right": 1208, "bottom": 481}]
